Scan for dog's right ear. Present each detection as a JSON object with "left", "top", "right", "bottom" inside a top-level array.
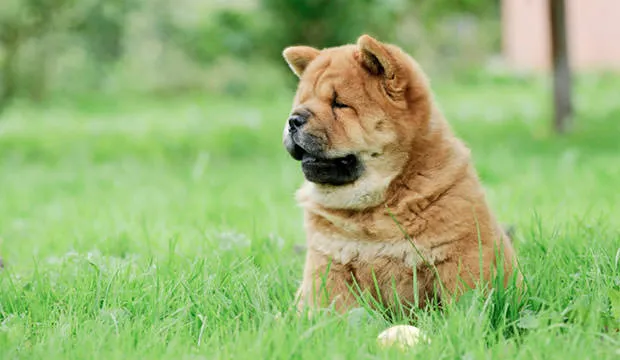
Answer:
[{"left": 282, "top": 46, "right": 320, "bottom": 78}]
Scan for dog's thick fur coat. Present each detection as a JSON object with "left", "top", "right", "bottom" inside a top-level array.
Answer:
[{"left": 282, "top": 35, "right": 518, "bottom": 313}]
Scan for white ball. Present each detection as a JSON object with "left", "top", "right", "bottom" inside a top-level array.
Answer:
[{"left": 377, "top": 325, "right": 430, "bottom": 350}]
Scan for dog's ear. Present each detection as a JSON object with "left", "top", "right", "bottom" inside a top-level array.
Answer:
[
  {"left": 357, "top": 34, "right": 406, "bottom": 91},
  {"left": 282, "top": 46, "right": 320, "bottom": 78}
]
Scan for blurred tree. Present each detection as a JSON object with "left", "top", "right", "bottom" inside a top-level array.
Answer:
[
  {"left": 416, "top": 0, "right": 500, "bottom": 21},
  {"left": 0, "top": 0, "right": 76, "bottom": 111},
  {"left": 0, "top": 0, "right": 135, "bottom": 111},
  {"left": 70, "top": 0, "right": 136, "bottom": 91},
  {"left": 0, "top": 0, "right": 87, "bottom": 109},
  {"left": 161, "top": 8, "right": 260, "bottom": 64},
  {"left": 260, "top": 0, "right": 404, "bottom": 54},
  {"left": 73, "top": 0, "right": 134, "bottom": 63}
]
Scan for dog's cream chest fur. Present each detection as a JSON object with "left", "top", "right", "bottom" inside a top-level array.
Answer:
[{"left": 308, "top": 231, "right": 445, "bottom": 268}]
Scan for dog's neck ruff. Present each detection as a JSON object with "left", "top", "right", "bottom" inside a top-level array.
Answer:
[{"left": 296, "top": 170, "right": 397, "bottom": 211}]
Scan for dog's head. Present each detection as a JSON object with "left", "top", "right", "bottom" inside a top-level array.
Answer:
[{"left": 282, "top": 35, "right": 433, "bottom": 209}]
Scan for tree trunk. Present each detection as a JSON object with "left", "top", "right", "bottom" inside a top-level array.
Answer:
[
  {"left": 30, "top": 36, "right": 50, "bottom": 102},
  {"left": 548, "top": 0, "right": 573, "bottom": 134},
  {"left": 0, "top": 40, "right": 19, "bottom": 115}
]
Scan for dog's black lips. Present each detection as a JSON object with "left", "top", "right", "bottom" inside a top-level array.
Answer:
[
  {"left": 298, "top": 149, "right": 362, "bottom": 186},
  {"left": 290, "top": 143, "right": 306, "bottom": 161},
  {"left": 285, "top": 132, "right": 363, "bottom": 185},
  {"left": 300, "top": 153, "right": 361, "bottom": 185}
]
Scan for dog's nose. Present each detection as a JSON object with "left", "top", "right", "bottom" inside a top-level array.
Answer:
[{"left": 288, "top": 114, "right": 307, "bottom": 131}]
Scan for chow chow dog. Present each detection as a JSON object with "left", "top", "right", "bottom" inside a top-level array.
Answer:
[{"left": 282, "top": 34, "right": 519, "bottom": 313}]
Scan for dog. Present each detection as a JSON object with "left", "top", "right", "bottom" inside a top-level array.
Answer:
[{"left": 282, "top": 34, "right": 519, "bottom": 313}]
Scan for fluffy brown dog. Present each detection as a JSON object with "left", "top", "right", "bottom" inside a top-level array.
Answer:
[{"left": 282, "top": 35, "right": 518, "bottom": 313}]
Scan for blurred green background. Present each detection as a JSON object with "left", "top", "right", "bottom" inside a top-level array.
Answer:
[{"left": 0, "top": 0, "right": 505, "bottom": 106}]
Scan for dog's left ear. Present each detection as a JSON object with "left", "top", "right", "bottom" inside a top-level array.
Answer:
[
  {"left": 357, "top": 35, "right": 406, "bottom": 92},
  {"left": 282, "top": 46, "right": 320, "bottom": 78}
]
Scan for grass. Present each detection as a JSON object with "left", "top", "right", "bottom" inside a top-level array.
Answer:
[{"left": 0, "top": 74, "right": 619, "bottom": 359}]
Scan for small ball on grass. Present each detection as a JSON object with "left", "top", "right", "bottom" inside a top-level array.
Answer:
[{"left": 377, "top": 325, "right": 430, "bottom": 350}]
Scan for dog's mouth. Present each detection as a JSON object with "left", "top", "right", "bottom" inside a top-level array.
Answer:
[{"left": 288, "top": 142, "right": 363, "bottom": 186}]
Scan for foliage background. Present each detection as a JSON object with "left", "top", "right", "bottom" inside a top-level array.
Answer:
[{"left": 0, "top": 0, "right": 505, "bottom": 107}]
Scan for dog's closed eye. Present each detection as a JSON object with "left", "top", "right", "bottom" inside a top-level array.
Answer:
[{"left": 332, "top": 92, "right": 349, "bottom": 109}]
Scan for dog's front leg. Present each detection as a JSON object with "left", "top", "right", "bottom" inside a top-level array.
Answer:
[{"left": 295, "top": 250, "right": 360, "bottom": 315}]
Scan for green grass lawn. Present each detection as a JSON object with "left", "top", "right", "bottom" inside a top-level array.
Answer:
[{"left": 1, "top": 75, "right": 619, "bottom": 359}]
